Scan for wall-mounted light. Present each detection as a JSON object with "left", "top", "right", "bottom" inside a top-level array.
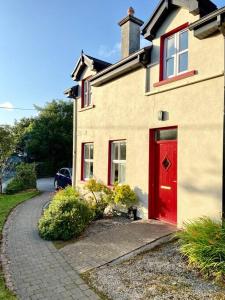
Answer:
[{"left": 158, "top": 111, "right": 169, "bottom": 121}]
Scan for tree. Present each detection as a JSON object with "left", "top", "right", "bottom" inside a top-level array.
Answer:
[
  {"left": 14, "top": 100, "right": 73, "bottom": 176},
  {"left": 13, "top": 117, "right": 34, "bottom": 155},
  {"left": 0, "top": 126, "right": 15, "bottom": 193}
]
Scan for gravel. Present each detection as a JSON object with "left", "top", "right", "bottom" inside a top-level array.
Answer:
[{"left": 87, "top": 241, "right": 225, "bottom": 300}]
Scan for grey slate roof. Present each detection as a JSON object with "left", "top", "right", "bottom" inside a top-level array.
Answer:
[
  {"left": 71, "top": 52, "right": 111, "bottom": 81},
  {"left": 142, "top": 0, "right": 217, "bottom": 41}
]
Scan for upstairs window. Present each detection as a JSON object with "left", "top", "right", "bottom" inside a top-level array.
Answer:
[
  {"left": 81, "top": 78, "right": 92, "bottom": 108},
  {"left": 164, "top": 29, "right": 188, "bottom": 79},
  {"left": 109, "top": 140, "right": 126, "bottom": 185},
  {"left": 159, "top": 23, "right": 189, "bottom": 81}
]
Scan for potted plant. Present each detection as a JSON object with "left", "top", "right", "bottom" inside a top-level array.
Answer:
[{"left": 113, "top": 184, "right": 138, "bottom": 220}]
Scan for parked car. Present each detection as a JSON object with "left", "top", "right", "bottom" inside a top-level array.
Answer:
[{"left": 54, "top": 168, "right": 72, "bottom": 189}]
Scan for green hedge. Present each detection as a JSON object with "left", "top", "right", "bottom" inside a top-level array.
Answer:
[
  {"left": 6, "top": 163, "right": 37, "bottom": 194},
  {"left": 38, "top": 187, "right": 93, "bottom": 240}
]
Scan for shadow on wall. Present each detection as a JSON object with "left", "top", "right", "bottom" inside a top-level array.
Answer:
[
  {"left": 180, "top": 154, "right": 222, "bottom": 199},
  {"left": 134, "top": 186, "right": 149, "bottom": 219}
]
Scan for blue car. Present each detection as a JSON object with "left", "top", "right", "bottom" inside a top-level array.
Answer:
[{"left": 54, "top": 168, "right": 72, "bottom": 189}]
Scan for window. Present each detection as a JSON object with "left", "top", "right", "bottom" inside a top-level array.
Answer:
[
  {"left": 158, "top": 23, "right": 190, "bottom": 82},
  {"left": 109, "top": 141, "right": 126, "bottom": 185},
  {"left": 82, "top": 143, "right": 94, "bottom": 180},
  {"left": 164, "top": 28, "right": 188, "bottom": 79},
  {"left": 81, "top": 78, "right": 92, "bottom": 108},
  {"left": 155, "top": 128, "right": 177, "bottom": 141}
]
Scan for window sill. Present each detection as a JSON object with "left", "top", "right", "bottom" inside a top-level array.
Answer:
[
  {"left": 79, "top": 104, "right": 95, "bottom": 112},
  {"left": 153, "top": 70, "right": 197, "bottom": 88}
]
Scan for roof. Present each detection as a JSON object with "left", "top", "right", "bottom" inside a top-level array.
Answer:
[
  {"left": 90, "top": 46, "right": 152, "bottom": 87},
  {"left": 142, "top": 0, "right": 217, "bottom": 41},
  {"left": 189, "top": 5, "right": 225, "bottom": 39},
  {"left": 71, "top": 52, "right": 111, "bottom": 81},
  {"left": 64, "top": 85, "right": 79, "bottom": 99}
]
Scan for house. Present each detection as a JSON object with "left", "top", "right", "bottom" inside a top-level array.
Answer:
[{"left": 65, "top": 0, "right": 225, "bottom": 227}]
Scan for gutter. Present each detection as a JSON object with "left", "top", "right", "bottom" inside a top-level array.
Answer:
[
  {"left": 189, "top": 6, "right": 225, "bottom": 39},
  {"left": 90, "top": 46, "right": 152, "bottom": 87}
]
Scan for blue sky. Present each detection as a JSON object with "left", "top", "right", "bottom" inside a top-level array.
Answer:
[{"left": 0, "top": 0, "right": 224, "bottom": 125}]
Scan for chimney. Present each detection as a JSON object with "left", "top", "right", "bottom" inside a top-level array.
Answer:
[{"left": 118, "top": 7, "right": 144, "bottom": 59}]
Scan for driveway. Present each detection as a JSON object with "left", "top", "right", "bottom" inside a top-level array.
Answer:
[{"left": 37, "top": 177, "right": 55, "bottom": 192}]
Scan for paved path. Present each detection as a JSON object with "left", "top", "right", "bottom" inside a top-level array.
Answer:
[
  {"left": 2, "top": 193, "right": 99, "bottom": 300},
  {"left": 60, "top": 219, "right": 176, "bottom": 273}
]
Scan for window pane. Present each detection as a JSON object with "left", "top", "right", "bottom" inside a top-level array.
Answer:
[
  {"left": 90, "top": 162, "right": 93, "bottom": 178},
  {"left": 179, "top": 31, "right": 188, "bottom": 52},
  {"left": 88, "top": 89, "right": 92, "bottom": 105},
  {"left": 84, "top": 161, "right": 89, "bottom": 178},
  {"left": 84, "top": 81, "right": 87, "bottom": 93},
  {"left": 119, "top": 163, "right": 126, "bottom": 183},
  {"left": 156, "top": 129, "right": 177, "bottom": 141},
  {"left": 166, "top": 37, "right": 175, "bottom": 58},
  {"left": 120, "top": 142, "right": 126, "bottom": 160},
  {"left": 179, "top": 52, "right": 188, "bottom": 73},
  {"left": 64, "top": 170, "right": 70, "bottom": 177},
  {"left": 84, "top": 144, "right": 89, "bottom": 159},
  {"left": 166, "top": 58, "right": 174, "bottom": 77},
  {"left": 112, "top": 163, "right": 119, "bottom": 183},
  {"left": 90, "top": 144, "right": 94, "bottom": 159},
  {"left": 112, "top": 143, "right": 119, "bottom": 160}
]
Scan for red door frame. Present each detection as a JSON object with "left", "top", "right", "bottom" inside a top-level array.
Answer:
[{"left": 148, "top": 126, "right": 178, "bottom": 220}]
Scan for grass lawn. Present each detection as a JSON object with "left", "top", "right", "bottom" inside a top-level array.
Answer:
[{"left": 0, "top": 190, "right": 40, "bottom": 300}]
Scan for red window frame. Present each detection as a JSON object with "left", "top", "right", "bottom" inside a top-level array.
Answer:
[
  {"left": 81, "top": 76, "right": 92, "bottom": 108},
  {"left": 159, "top": 22, "right": 190, "bottom": 82}
]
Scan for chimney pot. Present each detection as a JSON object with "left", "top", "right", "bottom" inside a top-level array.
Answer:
[{"left": 127, "top": 7, "right": 135, "bottom": 16}]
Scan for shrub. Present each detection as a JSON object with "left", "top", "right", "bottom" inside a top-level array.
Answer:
[
  {"left": 38, "top": 186, "right": 93, "bottom": 240},
  {"left": 5, "top": 163, "right": 37, "bottom": 194},
  {"left": 5, "top": 179, "right": 24, "bottom": 194},
  {"left": 113, "top": 184, "right": 138, "bottom": 208},
  {"left": 84, "top": 179, "right": 113, "bottom": 219},
  {"left": 177, "top": 217, "right": 225, "bottom": 280}
]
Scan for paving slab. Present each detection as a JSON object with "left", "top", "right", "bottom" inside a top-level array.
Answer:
[{"left": 59, "top": 218, "right": 177, "bottom": 274}]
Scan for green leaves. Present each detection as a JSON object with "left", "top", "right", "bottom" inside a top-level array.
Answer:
[
  {"left": 5, "top": 163, "right": 37, "bottom": 194},
  {"left": 177, "top": 217, "right": 225, "bottom": 281},
  {"left": 113, "top": 184, "right": 138, "bottom": 208},
  {"left": 12, "top": 99, "right": 73, "bottom": 176},
  {"left": 38, "top": 187, "right": 92, "bottom": 241},
  {"left": 0, "top": 125, "right": 15, "bottom": 170}
]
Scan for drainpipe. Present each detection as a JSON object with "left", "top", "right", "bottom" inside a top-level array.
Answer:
[
  {"left": 72, "top": 98, "right": 77, "bottom": 188},
  {"left": 64, "top": 86, "right": 78, "bottom": 188},
  {"left": 219, "top": 17, "right": 225, "bottom": 218}
]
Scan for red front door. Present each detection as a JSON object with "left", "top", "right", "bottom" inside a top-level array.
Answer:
[{"left": 155, "top": 140, "right": 177, "bottom": 224}]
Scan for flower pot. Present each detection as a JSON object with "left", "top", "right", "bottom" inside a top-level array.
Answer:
[{"left": 128, "top": 206, "right": 138, "bottom": 220}]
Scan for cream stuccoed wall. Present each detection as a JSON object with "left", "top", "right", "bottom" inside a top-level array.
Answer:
[{"left": 74, "top": 7, "right": 224, "bottom": 227}]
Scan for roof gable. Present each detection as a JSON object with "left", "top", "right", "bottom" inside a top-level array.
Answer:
[
  {"left": 71, "top": 52, "right": 111, "bottom": 81},
  {"left": 142, "top": 0, "right": 217, "bottom": 41}
]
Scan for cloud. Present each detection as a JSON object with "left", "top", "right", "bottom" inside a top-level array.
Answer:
[
  {"left": 0, "top": 101, "right": 14, "bottom": 111},
  {"left": 98, "top": 42, "right": 121, "bottom": 59},
  {"left": 99, "top": 38, "right": 150, "bottom": 60}
]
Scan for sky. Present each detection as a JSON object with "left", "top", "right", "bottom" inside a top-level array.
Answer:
[{"left": 0, "top": 0, "right": 224, "bottom": 125}]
